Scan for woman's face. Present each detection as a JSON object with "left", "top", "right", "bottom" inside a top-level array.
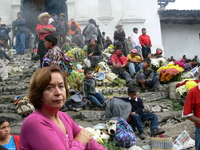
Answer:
[
  {"left": 41, "top": 72, "right": 66, "bottom": 111},
  {"left": 44, "top": 40, "right": 53, "bottom": 49},
  {"left": 0, "top": 122, "right": 10, "bottom": 139},
  {"left": 89, "top": 39, "right": 95, "bottom": 46}
]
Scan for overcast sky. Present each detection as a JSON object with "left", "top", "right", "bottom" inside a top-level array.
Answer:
[{"left": 166, "top": 0, "right": 200, "bottom": 9}]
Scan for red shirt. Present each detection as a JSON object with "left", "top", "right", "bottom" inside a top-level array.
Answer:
[
  {"left": 183, "top": 84, "right": 200, "bottom": 127},
  {"left": 139, "top": 34, "right": 152, "bottom": 47},
  {"left": 111, "top": 54, "right": 127, "bottom": 66},
  {"left": 36, "top": 24, "right": 54, "bottom": 40}
]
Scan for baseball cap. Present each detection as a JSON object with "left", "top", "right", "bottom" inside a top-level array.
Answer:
[{"left": 131, "top": 49, "right": 138, "bottom": 54}]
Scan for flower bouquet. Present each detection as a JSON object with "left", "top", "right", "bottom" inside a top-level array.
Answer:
[
  {"left": 157, "top": 63, "right": 184, "bottom": 83},
  {"left": 66, "top": 47, "right": 85, "bottom": 63},
  {"left": 176, "top": 79, "right": 200, "bottom": 96},
  {"left": 174, "top": 60, "right": 186, "bottom": 68},
  {"left": 151, "top": 58, "right": 167, "bottom": 71}
]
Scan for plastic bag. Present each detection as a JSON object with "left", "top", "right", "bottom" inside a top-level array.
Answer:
[{"left": 84, "top": 58, "right": 91, "bottom": 68}]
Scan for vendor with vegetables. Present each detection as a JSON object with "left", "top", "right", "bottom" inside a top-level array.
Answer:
[
  {"left": 127, "top": 49, "right": 143, "bottom": 78},
  {"left": 20, "top": 65, "right": 106, "bottom": 150},
  {"left": 111, "top": 48, "right": 133, "bottom": 86},
  {"left": 87, "top": 39, "right": 102, "bottom": 67}
]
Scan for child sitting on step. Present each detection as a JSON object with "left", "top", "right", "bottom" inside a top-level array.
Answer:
[
  {"left": 82, "top": 68, "right": 106, "bottom": 108},
  {"left": 117, "top": 86, "right": 165, "bottom": 140}
]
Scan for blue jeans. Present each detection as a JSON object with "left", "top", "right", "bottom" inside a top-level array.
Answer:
[
  {"left": 195, "top": 126, "right": 200, "bottom": 150},
  {"left": 134, "top": 46, "right": 142, "bottom": 54},
  {"left": 129, "top": 62, "right": 143, "bottom": 76},
  {"left": 15, "top": 33, "right": 25, "bottom": 54},
  {"left": 131, "top": 112, "right": 158, "bottom": 132},
  {"left": 87, "top": 93, "right": 105, "bottom": 107}
]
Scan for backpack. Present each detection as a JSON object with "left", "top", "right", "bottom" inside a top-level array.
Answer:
[
  {"left": 71, "top": 22, "right": 77, "bottom": 31},
  {"left": 115, "top": 118, "right": 137, "bottom": 148}
]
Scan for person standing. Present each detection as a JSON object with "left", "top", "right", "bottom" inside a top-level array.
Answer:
[
  {"left": 85, "top": 19, "right": 98, "bottom": 45},
  {"left": 59, "top": 13, "right": 69, "bottom": 46},
  {"left": 131, "top": 28, "right": 141, "bottom": 54},
  {"left": 12, "top": 12, "right": 26, "bottom": 55},
  {"left": 139, "top": 28, "right": 152, "bottom": 58},
  {"left": 36, "top": 12, "right": 56, "bottom": 67},
  {"left": 50, "top": 15, "right": 62, "bottom": 47},
  {"left": 68, "top": 18, "right": 80, "bottom": 39},
  {"left": 183, "top": 83, "right": 200, "bottom": 150},
  {"left": 101, "top": 32, "right": 106, "bottom": 49}
]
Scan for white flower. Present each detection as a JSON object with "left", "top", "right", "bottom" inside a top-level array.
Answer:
[{"left": 176, "top": 85, "right": 188, "bottom": 95}]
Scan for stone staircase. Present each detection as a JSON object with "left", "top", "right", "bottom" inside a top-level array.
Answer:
[{"left": 0, "top": 52, "right": 195, "bottom": 149}]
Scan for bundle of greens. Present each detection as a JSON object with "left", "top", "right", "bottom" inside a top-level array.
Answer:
[
  {"left": 61, "top": 43, "right": 78, "bottom": 53},
  {"left": 67, "top": 71, "right": 85, "bottom": 91},
  {"left": 111, "top": 78, "right": 126, "bottom": 87}
]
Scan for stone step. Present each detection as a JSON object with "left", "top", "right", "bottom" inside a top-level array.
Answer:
[
  {"left": 0, "top": 84, "right": 29, "bottom": 96},
  {"left": 0, "top": 103, "right": 17, "bottom": 113}
]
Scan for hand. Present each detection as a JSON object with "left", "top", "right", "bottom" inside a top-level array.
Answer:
[
  {"left": 115, "top": 64, "right": 121, "bottom": 69},
  {"left": 83, "top": 99, "right": 87, "bottom": 102},
  {"left": 108, "top": 97, "right": 114, "bottom": 100},
  {"left": 75, "top": 128, "right": 92, "bottom": 145},
  {"left": 88, "top": 53, "right": 93, "bottom": 57},
  {"left": 139, "top": 79, "right": 145, "bottom": 84},
  {"left": 130, "top": 112, "right": 136, "bottom": 116},
  {"left": 143, "top": 45, "right": 146, "bottom": 48}
]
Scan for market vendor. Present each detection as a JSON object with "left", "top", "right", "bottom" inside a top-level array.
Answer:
[
  {"left": 127, "top": 49, "right": 143, "bottom": 78},
  {"left": 87, "top": 39, "right": 102, "bottom": 67},
  {"left": 153, "top": 48, "right": 163, "bottom": 59},
  {"left": 111, "top": 49, "right": 133, "bottom": 86}
]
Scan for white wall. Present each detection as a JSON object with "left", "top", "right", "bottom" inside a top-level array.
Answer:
[{"left": 161, "top": 23, "right": 200, "bottom": 60}]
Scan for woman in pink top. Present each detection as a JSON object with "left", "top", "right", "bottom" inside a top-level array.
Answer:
[{"left": 20, "top": 66, "right": 106, "bottom": 150}]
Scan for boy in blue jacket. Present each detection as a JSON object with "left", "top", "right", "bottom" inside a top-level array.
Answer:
[{"left": 118, "top": 86, "right": 165, "bottom": 140}]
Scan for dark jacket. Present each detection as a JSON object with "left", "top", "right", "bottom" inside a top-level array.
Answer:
[
  {"left": 87, "top": 44, "right": 101, "bottom": 56},
  {"left": 12, "top": 18, "right": 26, "bottom": 34},
  {"left": 59, "top": 20, "right": 69, "bottom": 36},
  {"left": 51, "top": 21, "right": 62, "bottom": 35},
  {"left": 136, "top": 67, "right": 154, "bottom": 83},
  {"left": 0, "top": 50, "right": 10, "bottom": 60},
  {"left": 118, "top": 97, "right": 144, "bottom": 114},
  {"left": 0, "top": 27, "right": 11, "bottom": 38},
  {"left": 82, "top": 77, "right": 96, "bottom": 98},
  {"left": 114, "top": 30, "right": 125, "bottom": 42}
]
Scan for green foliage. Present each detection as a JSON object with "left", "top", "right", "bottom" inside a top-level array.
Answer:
[
  {"left": 112, "top": 78, "right": 126, "bottom": 87},
  {"left": 101, "top": 140, "right": 123, "bottom": 150},
  {"left": 170, "top": 99, "right": 183, "bottom": 111}
]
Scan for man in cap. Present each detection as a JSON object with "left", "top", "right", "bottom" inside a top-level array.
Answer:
[
  {"left": 127, "top": 49, "right": 143, "bottom": 78},
  {"left": 59, "top": 13, "right": 69, "bottom": 46},
  {"left": 36, "top": 12, "right": 56, "bottom": 67},
  {"left": 12, "top": 12, "right": 26, "bottom": 55},
  {"left": 153, "top": 48, "right": 163, "bottom": 59},
  {"left": 139, "top": 28, "right": 152, "bottom": 58}
]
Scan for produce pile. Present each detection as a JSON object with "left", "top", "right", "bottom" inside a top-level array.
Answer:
[{"left": 67, "top": 71, "right": 85, "bottom": 91}]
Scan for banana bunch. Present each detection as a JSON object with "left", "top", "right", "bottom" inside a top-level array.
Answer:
[
  {"left": 112, "top": 78, "right": 126, "bottom": 87},
  {"left": 106, "top": 73, "right": 118, "bottom": 82},
  {"left": 67, "top": 71, "right": 85, "bottom": 91}
]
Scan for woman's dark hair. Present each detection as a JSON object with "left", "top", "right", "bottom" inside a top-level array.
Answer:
[
  {"left": 89, "top": 19, "right": 97, "bottom": 27},
  {"left": 183, "top": 55, "right": 186, "bottom": 58},
  {"left": 116, "top": 44, "right": 123, "bottom": 50},
  {"left": 84, "top": 67, "right": 93, "bottom": 74},
  {"left": 44, "top": 34, "right": 57, "bottom": 46},
  {"left": 88, "top": 39, "right": 96, "bottom": 46},
  {"left": 144, "top": 58, "right": 151, "bottom": 64},
  {"left": 128, "top": 86, "right": 137, "bottom": 94},
  {"left": 0, "top": 118, "right": 10, "bottom": 126}
]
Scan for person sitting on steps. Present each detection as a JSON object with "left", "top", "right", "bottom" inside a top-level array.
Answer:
[
  {"left": 117, "top": 86, "right": 165, "bottom": 140},
  {"left": 82, "top": 68, "right": 106, "bottom": 109}
]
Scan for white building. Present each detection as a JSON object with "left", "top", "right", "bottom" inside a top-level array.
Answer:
[{"left": 0, "top": 0, "right": 199, "bottom": 60}]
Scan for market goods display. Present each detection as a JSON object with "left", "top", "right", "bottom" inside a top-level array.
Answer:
[
  {"left": 66, "top": 47, "right": 85, "bottom": 63},
  {"left": 67, "top": 71, "right": 85, "bottom": 91}
]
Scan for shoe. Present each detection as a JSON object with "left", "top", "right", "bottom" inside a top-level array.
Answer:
[
  {"left": 153, "top": 88, "right": 158, "bottom": 92},
  {"left": 138, "top": 131, "right": 146, "bottom": 140},
  {"left": 126, "top": 80, "right": 133, "bottom": 87},
  {"left": 151, "top": 129, "right": 165, "bottom": 137},
  {"left": 142, "top": 87, "right": 148, "bottom": 92}
]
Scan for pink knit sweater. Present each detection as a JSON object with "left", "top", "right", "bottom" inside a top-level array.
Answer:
[{"left": 20, "top": 109, "right": 106, "bottom": 150}]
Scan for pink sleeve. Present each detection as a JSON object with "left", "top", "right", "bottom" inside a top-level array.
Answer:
[
  {"left": 139, "top": 35, "right": 144, "bottom": 46},
  {"left": 63, "top": 113, "right": 107, "bottom": 150},
  {"left": 20, "top": 115, "right": 85, "bottom": 150}
]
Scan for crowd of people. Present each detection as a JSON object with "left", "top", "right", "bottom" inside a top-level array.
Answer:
[{"left": 1, "top": 11, "right": 200, "bottom": 150}]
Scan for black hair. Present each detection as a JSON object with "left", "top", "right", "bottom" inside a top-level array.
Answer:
[
  {"left": 0, "top": 118, "right": 10, "bottom": 126},
  {"left": 133, "top": 28, "right": 138, "bottom": 32},
  {"left": 116, "top": 43, "right": 123, "bottom": 50},
  {"left": 192, "top": 59, "right": 197, "bottom": 62},
  {"left": 102, "top": 32, "right": 105, "bottom": 35},
  {"left": 1, "top": 37, "right": 8, "bottom": 42},
  {"left": 143, "top": 58, "right": 151, "bottom": 64},
  {"left": 44, "top": 34, "right": 57, "bottom": 46},
  {"left": 183, "top": 55, "right": 186, "bottom": 58},
  {"left": 1, "top": 24, "right": 6, "bottom": 27},
  {"left": 84, "top": 68, "right": 93, "bottom": 74},
  {"left": 17, "top": 12, "right": 22, "bottom": 16},
  {"left": 88, "top": 38, "right": 96, "bottom": 46},
  {"left": 142, "top": 28, "right": 146, "bottom": 31},
  {"left": 128, "top": 86, "right": 137, "bottom": 94},
  {"left": 89, "top": 19, "right": 97, "bottom": 27},
  {"left": 186, "top": 59, "right": 192, "bottom": 63}
]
